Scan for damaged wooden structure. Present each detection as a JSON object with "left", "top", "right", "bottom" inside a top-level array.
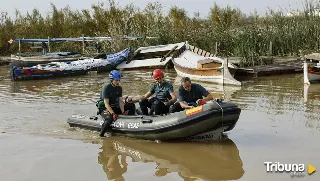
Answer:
[
  {"left": 117, "top": 41, "right": 241, "bottom": 85},
  {"left": 117, "top": 42, "right": 188, "bottom": 70}
]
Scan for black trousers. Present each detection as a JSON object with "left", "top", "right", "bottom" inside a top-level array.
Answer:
[
  {"left": 99, "top": 103, "right": 135, "bottom": 136},
  {"left": 139, "top": 97, "right": 170, "bottom": 115},
  {"left": 169, "top": 102, "right": 185, "bottom": 113}
]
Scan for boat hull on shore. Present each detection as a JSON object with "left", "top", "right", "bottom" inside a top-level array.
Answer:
[
  {"left": 11, "top": 48, "right": 130, "bottom": 81},
  {"left": 10, "top": 52, "right": 84, "bottom": 67},
  {"left": 308, "top": 65, "right": 320, "bottom": 82},
  {"left": 172, "top": 57, "right": 241, "bottom": 85},
  {"left": 11, "top": 67, "right": 89, "bottom": 81}
]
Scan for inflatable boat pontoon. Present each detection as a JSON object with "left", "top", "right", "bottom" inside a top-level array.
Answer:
[{"left": 67, "top": 100, "right": 241, "bottom": 141}]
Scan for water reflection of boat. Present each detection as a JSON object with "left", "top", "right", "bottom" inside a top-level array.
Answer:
[
  {"left": 98, "top": 142, "right": 128, "bottom": 180},
  {"left": 10, "top": 79, "right": 65, "bottom": 94},
  {"left": 98, "top": 138, "right": 244, "bottom": 181}
]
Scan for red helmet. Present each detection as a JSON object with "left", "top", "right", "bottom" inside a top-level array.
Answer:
[{"left": 152, "top": 69, "right": 164, "bottom": 79}]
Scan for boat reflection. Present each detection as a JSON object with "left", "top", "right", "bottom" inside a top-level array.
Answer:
[
  {"left": 98, "top": 137, "right": 244, "bottom": 181},
  {"left": 98, "top": 142, "right": 128, "bottom": 181}
]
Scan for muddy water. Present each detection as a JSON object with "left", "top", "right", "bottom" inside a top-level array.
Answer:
[{"left": 0, "top": 66, "right": 319, "bottom": 181}]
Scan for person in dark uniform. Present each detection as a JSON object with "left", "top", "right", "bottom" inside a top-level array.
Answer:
[
  {"left": 95, "top": 42, "right": 102, "bottom": 53},
  {"left": 41, "top": 42, "right": 48, "bottom": 54},
  {"left": 97, "top": 70, "right": 135, "bottom": 137},
  {"left": 131, "top": 69, "right": 177, "bottom": 115},
  {"left": 169, "top": 77, "right": 214, "bottom": 113}
]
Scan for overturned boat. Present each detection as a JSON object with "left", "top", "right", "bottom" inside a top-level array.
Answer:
[
  {"left": 11, "top": 48, "right": 130, "bottom": 81},
  {"left": 67, "top": 100, "right": 241, "bottom": 141},
  {"left": 116, "top": 42, "right": 186, "bottom": 70},
  {"left": 117, "top": 41, "right": 222, "bottom": 70}
]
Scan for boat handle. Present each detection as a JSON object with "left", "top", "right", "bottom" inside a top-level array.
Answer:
[{"left": 141, "top": 120, "right": 153, "bottom": 123}]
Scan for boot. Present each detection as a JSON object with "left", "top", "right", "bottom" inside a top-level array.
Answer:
[
  {"left": 99, "top": 117, "right": 112, "bottom": 137},
  {"left": 99, "top": 121, "right": 108, "bottom": 137}
]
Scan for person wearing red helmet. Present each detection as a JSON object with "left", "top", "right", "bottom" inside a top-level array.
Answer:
[{"left": 131, "top": 69, "right": 177, "bottom": 115}]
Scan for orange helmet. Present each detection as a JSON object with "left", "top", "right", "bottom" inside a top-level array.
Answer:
[{"left": 152, "top": 69, "right": 164, "bottom": 79}]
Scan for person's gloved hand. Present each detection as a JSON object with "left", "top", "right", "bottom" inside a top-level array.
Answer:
[
  {"left": 196, "top": 99, "right": 207, "bottom": 105},
  {"left": 122, "top": 110, "right": 129, "bottom": 115},
  {"left": 111, "top": 113, "right": 118, "bottom": 120}
]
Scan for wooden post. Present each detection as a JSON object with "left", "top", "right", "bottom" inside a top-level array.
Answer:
[
  {"left": 48, "top": 36, "right": 50, "bottom": 52},
  {"left": 223, "top": 58, "right": 227, "bottom": 85},
  {"left": 303, "top": 54, "right": 310, "bottom": 85},
  {"left": 251, "top": 49, "right": 254, "bottom": 67},
  {"left": 82, "top": 34, "right": 85, "bottom": 54},
  {"left": 215, "top": 42, "right": 218, "bottom": 56},
  {"left": 269, "top": 41, "right": 272, "bottom": 56},
  {"left": 18, "top": 39, "right": 21, "bottom": 56}
]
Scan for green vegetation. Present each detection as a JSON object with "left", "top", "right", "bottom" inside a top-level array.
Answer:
[{"left": 1, "top": 0, "right": 320, "bottom": 66}]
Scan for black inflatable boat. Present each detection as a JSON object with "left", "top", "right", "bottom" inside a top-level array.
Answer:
[{"left": 67, "top": 100, "right": 241, "bottom": 141}]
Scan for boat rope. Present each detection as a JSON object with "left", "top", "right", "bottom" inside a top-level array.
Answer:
[
  {"left": 0, "top": 75, "right": 10, "bottom": 81},
  {"left": 214, "top": 99, "right": 224, "bottom": 138}
]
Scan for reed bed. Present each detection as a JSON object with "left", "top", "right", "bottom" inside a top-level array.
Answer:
[{"left": 1, "top": 0, "right": 320, "bottom": 67}]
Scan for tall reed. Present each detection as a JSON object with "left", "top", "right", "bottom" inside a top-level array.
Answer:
[{"left": 1, "top": 0, "right": 320, "bottom": 67}]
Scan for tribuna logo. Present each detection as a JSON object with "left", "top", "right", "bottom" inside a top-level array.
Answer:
[{"left": 264, "top": 162, "right": 305, "bottom": 177}]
